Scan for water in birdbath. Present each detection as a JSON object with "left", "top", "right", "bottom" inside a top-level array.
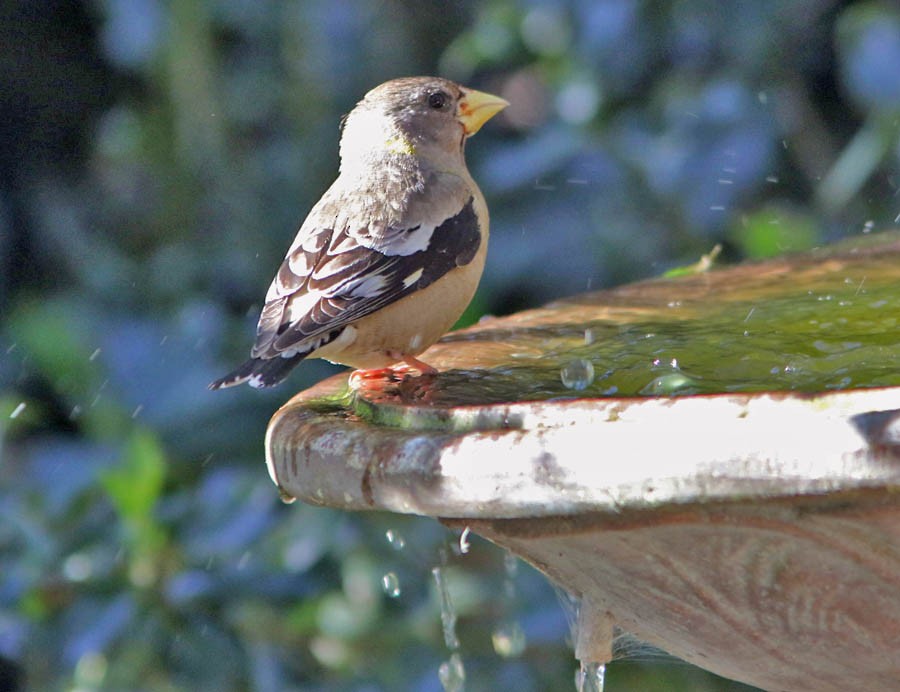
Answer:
[{"left": 469, "top": 267, "right": 895, "bottom": 401}]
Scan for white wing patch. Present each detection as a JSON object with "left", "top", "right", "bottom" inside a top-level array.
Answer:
[
  {"left": 347, "top": 272, "right": 389, "bottom": 297},
  {"left": 375, "top": 223, "right": 436, "bottom": 256},
  {"left": 286, "top": 291, "right": 323, "bottom": 323},
  {"left": 402, "top": 268, "right": 424, "bottom": 288}
]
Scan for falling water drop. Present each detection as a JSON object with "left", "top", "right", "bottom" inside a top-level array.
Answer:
[
  {"left": 503, "top": 552, "right": 519, "bottom": 579},
  {"left": 458, "top": 527, "right": 471, "bottom": 554},
  {"left": 381, "top": 571, "right": 401, "bottom": 598},
  {"left": 561, "top": 359, "right": 595, "bottom": 390},
  {"left": 432, "top": 566, "right": 460, "bottom": 651},
  {"left": 434, "top": 565, "right": 464, "bottom": 690},
  {"left": 385, "top": 529, "right": 406, "bottom": 550},
  {"left": 575, "top": 661, "right": 606, "bottom": 692},
  {"left": 438, "top": 652, "right": 466, "bottom": 692},
  {"left": 9, "top": 402, "right": 26, "bottom": 419},
  {"left": 492, "top": 621, "right": 526, "bottom": 657}
]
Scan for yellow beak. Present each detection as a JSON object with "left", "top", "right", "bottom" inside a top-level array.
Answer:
[{"left": 457, "top": 87, "right": 509, "bottom": 136}]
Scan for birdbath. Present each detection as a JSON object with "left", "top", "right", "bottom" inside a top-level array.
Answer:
[{"left": 265, "top": 231, "right": 900, "bottom": 692}]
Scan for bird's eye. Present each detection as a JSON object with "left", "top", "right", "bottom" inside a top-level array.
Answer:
[{"left": 427, "top": 91, "right": 448, "bottom": 109}]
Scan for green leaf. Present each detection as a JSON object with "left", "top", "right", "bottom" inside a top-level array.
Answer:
[
  {"left": 730, "top": 206, "right": 820, "bottom": 259},
  {"left": 101, "top": 427, "right": 167, "bottom": 523}
]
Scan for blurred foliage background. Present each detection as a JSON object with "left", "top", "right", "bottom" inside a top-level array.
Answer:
[{"left": 1, "top": 0, "right": 899, "bottom": 690}]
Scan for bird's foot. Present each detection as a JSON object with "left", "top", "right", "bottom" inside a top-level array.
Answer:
[
  {"left": 387, "top": 351, "right": 438, "bottom": 376},
  {"left": 348, "top": 353, "right": 437, "bottom": 390},
  {"left": 348, "top": 367, "right": 400, "bottom": 389}
]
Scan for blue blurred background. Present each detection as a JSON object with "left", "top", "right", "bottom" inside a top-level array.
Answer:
[{"left": 1, "top": 0, "right": 899, "bottom": 690}]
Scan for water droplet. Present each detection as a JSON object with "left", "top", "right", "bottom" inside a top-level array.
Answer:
[
  {"left": 863, "top": 219, "right": 875, "bottom": 233},
  {"left": 438, "top": 652, "right": 466, "bottom": 692},
  {"left": 432, "top": 566, "right": 460, "bottom": 650},
  {"left": 492, "top": 621, "right": 526, "bottom": 657},
  {"left": 237, "top": 551, "right": 251, "bottom": 570},
  {"left": 458, "top": 527, "right": 471, "bottom": 554},
  {"left": 74, "top": 651, "right": 108, "bottom": 688},
  {"left": 575, "top": 661, "right": 606, "bottom": 692},
  {"left": 277, "top": 487, "right": 297, "bottom": 504},
  {"left": 560, "top": 359, "right": 594, "bottom": 390},
  {"left": 385, "top": 529, "right": 405, "bottom": 550},
  {"left": 63, "top": 552, "right": 93, "bottom": 582},
  {"left": 640, "top": 373, "right": 695, "bottom": 395},
  {"left": 9, "top": 402, "right": 26, "bottom": 419},
  {"left": 583, "top": 329, "right": 595, "bottom": 345},
  {"left": 381, "top": 571, "right": 401, "bottom": 598},
  {"left": 503, "top": 552, "right": 519, "bottom": 579}
]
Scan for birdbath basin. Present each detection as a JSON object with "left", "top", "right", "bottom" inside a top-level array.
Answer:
[{"left": 265, "top": 232, "right": 900, "bottom": 692}]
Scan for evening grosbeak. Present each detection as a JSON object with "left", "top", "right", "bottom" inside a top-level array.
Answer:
[{"left": 210, "top": 77, "right": 508, "bottom": 389}]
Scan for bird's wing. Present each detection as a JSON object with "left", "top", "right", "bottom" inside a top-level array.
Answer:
[{"left": 250, "top": 185, "right": 481, "bottom": 360}]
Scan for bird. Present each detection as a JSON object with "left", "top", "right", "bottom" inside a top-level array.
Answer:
[{"left": 210, "top": 76, "right": 508, "bottom": 390}]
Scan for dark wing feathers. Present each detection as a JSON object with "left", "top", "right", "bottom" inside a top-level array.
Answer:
[
  {"left": 210, "top": 197, "right": 480, "bottom": 389},
  {"left": 261, "top": 196, "right": 480, "bottom": 356}
]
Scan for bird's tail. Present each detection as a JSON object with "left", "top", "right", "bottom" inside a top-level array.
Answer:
[{"left": 208, "top": 353, "right": 306, "bottom": 390}]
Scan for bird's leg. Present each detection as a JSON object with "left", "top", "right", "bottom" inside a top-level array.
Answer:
[{"left": 387, "top": 351, "right": 438, "bottom": 376}]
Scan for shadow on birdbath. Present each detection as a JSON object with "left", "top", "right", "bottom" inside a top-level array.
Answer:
[{"left": 266, "top": 231, "right": 900, "bottom": 692}]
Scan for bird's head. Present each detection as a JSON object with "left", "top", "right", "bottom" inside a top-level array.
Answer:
[{"left": 339, "top": 77, "right": 508, "bottom": 169}]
